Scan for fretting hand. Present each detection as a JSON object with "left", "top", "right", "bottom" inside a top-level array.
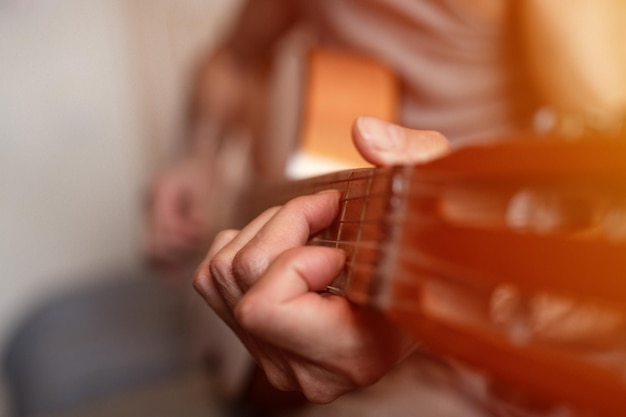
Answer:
[{"left": 193, "top": 116, "right": 450, "bottom": 402}]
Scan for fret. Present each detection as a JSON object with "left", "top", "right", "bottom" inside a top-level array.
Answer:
[
  {"left": 335, "top": 172, "right": 354, "bottom": 248},
  {"left": 345, "top": 169, "right": 374, "bottom": 292},
  {"left": 324, "top": 171, "right": 355, "bottom": 294},
  {"left": 321, "top": 168, "right": 400, "bottom": 299},
  {"left": 365, "top": 165, "right": 414, "bottom": 310}
]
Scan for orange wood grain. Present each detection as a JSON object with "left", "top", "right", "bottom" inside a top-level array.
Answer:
[{"left": 299, "top": 48, "right": 399, "bottom": 167}]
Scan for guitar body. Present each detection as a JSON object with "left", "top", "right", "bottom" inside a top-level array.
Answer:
[
  {"left": 298, "top": 48, "right": 399, "bottom": 169},
  {"left": 263, "top": 137, "right": 626, "bottom": 416},
  {"left": 279, "top": 47, "right": 399, "bottom": 178}
]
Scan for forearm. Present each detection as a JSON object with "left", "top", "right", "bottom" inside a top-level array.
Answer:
[
  {"left": 184, "top": 0, "right": 298, "bottom": 157},
  {"left": 224, "top": 0, "right": 299, "bottom": 67}
]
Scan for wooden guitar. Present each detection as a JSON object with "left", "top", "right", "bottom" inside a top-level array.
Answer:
[
  {"left": 239, "top": 48, "right": 626, "bottom": 415},
  {"left": 243, "top": 135, "right": 626, "bottom": 416}
]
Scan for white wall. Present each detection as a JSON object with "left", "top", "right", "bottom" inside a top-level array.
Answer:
[
  {"left": 0, "top": 0, "right": 239, "bottom": 413},
  {"left": 0, "top": 0, "right": 144, "bottom": 343}
]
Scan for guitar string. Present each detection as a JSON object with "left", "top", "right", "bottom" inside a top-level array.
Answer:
[
  {"left": 291, "top": 172, "right": 517, "bottom": 297},
  {"left": 267, "top": 168, "right": 626, "bottom": 412},
  {"left": 311, "top": 181, "right": 444, "bottom": 297},
  {"left": 319, "top": 230, "right": 626, "bottom": 308},
  {"left": 277, "top": 182, "right": 446, "bottom": 203},
  {"left": 311, "top": 214, "right": 502, "bottom": 297},
  {"left": 325, "top": 173, "right": 356, "bottom": 293},
  {"left": 266, "top": 167, "right": 460, "bottom": 204},
  {"left": 335, "top": 172, "right": 355, "bottom": 250},
  {"left": 345, "top": 170, "right": 373, "bottom": 288}
]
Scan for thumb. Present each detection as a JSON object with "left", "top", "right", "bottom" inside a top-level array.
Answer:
[{"left": 352, "top": 116, "right": 451, "bottom": 166}]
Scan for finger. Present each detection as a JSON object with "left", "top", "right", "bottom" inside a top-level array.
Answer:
[
  {"left": 237, "top": 245, "right": 415, "bottom": 365},
  {"left": 232, "top": 190, "right": 340, "bottom": 291},
  {"left": 352, "top": 116, "right": 450, "bottom": 166},
  {"left": 208, "top": 206, "right": 281, "bottom": 307},
  {"left": 194, "top": 234, "right": 296, "bottom": 387},
  {"left": 193, "top": 228, "right": 279, "bottom": 364},
  {"left": 193, "top": 229, "right": 239, "bottom": 315},
  {"left": 235, "top": 246, "right": 347, "bottom": 346},
  {"left": 207, "top": 229, "right": 240, "bottom": 259}
]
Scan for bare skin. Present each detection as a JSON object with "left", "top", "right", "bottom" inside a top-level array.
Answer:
[{"left": 143, "top": 0, "right": 298, "bottom": 271}]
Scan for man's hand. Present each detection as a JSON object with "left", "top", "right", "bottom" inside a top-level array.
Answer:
[
  {"left": 144, "top": 155, "right": 214, "bottom": 274},
  {"left": 193, "top": 117, "right": 450, "bottom": 402},
  {"left": 144, "top": 48, "right": 260, "bottom": 276}
]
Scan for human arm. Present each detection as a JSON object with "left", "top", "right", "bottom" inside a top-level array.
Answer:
[{"left": 144, "top": 0, "right": 300, "bottom": 271}]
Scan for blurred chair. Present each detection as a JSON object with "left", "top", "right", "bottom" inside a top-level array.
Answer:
[{"left": 2, "top": 272, "right": 190, "bottom": 417}]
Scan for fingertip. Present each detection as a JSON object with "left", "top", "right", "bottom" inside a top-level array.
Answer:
[
  {"left": 352, "top": 116, "right": 398, "bottom": 165},
  {"left": 298, "top": 246, "right": 346, "bottom": 292},
  {"left": 235, "top": 246, "right": 347, "bottom": 344},
  {"left": 281, "top": 192, "right": 341, "bottom": 236},
  {"left": 194, "top": 228, "right": 239, "bottom": 297},
  {"left": 256, "top": 246, "right": 346, "bottom": 301},
  {"left": 352, "top": 116, "right": 450, "bottom": 166},
  {"left": 315, "top": 188, "right": 341, "bottom": 199}
]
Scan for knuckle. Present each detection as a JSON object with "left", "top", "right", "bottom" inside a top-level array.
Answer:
[
  {"left": 231, "top": 246, "right": 267, "bottom": 286},
  {"left": 208, "top": 251, "right": 241, "bottom": 303},
  {"left": 192, "top": 262, "right": 212, "bottom": 297},
  {"left": 209, "top": 251, "right": 233, "bottom": 285}
]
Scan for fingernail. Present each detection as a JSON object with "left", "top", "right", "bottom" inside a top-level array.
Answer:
[
  {"left": 356, "top": 116, "right": 402, "bottom": 151},
  {"left": 316, "top": 189, "right": 341, "bottom": 198}
]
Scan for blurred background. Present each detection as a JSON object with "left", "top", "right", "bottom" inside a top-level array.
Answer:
[
  {"left": 0, "top": 0, "right": 242, "bottom": 415},
  {"left": 2, "top": 1, "right": 625, "bottom": 416}
]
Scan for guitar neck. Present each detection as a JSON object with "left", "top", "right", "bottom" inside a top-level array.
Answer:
[{"left": 241, "top": 137, "right": 626, "bottom": 415}]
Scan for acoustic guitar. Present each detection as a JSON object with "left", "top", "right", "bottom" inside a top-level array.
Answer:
[
  {"left": 241, "top": 49, "right": 626, "bottom": 415},
  {"left": 244, "top": 135, "right": 626, "bottom": 416}
]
